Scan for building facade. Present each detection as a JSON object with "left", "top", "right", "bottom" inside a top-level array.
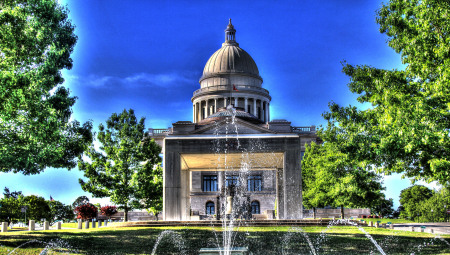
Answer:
[{"left": 149, "top": 20, "right": 319, "bottom": 221}]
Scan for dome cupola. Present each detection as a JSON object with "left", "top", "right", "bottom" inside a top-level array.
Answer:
[
  {"left": 192, "top": 20, "right": 271, "bottom": 124},
  {"left": 200, "top": 19, "right": 262, "bottom": 83}
]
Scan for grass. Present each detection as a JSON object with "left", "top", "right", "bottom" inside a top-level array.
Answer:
[
  {"left": 61, "top": 223, "right": 79, "bottom": 229},
  {"left": 1, "top": 225, "right": 450, "bottom": 254}
]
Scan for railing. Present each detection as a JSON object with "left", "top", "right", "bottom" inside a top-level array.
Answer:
[
  {"left": 192, "top": 85, "right": 270, "bottom": 97},
  {"left": 148, "top": 128, "right": 171, "bottom": 136},
  {"left": 291, "top": 126, "right": 316, "bottom": 133}
]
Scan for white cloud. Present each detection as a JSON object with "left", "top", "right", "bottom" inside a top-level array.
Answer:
[
  {"left": 87, "top": 75, "right": 114, "bottom": 87},
  {"left": 63, "top": 72, "right": 195, "bottom": 89},
  {"left": 124, "top": 72, "right": 194, "bottom": 86}
]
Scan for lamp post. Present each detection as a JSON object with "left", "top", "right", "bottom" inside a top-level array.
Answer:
[
  {"left": 21, "top": 206, "right": 27, "bottom": 227},
  {"left": 444, "top": 205, "right": 447, "bottom": 222}
]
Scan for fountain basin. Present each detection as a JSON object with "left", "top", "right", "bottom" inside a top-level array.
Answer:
[{"left": 199, "top": 247, "right": 248, "bottom": 255}]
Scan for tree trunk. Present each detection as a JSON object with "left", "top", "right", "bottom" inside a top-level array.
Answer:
[
  {"left": 340, "top": 205, "right": 344, "bottom": 219},
  {"left": 313, "top": 207, "right": 316, "bottom": 219},
  {"left": 124, "top": 208, "right": 128, "bottom": 222}
]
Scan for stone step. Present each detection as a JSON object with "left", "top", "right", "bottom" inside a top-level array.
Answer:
[{"left": 111, "top": 219, "right": 364, "bottom": 228}]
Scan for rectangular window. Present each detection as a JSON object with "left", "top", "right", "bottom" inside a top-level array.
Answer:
[
  {"left": 202, "top": 175, "right": 218, "bottom": 192},
  {"left": 226, "top": 175, "right": 239, "bottom": 187},
  {"left": 248, "top": 175, "right": 262, "bottom": 191}
]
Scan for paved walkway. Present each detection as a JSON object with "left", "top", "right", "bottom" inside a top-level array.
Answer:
[{"left": 392, "top": 222, "right": 450, "bottom": 235}]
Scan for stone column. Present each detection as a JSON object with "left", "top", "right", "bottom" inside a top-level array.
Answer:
[
  {"left": 92, "top": 220, "right": 96, "bottom": 228},
  {"left": 29, "top": 220, "right": 35, "bottom": 231},
  {"left": 104, "top": 220, "right": 108, "bottom": 227},
  {"left": 197, "top": 101, "right": 202, "bottom": 122},
  {"left": 199, "top": 101, "right": 203, "bottom": 121},
  {"left": 164, "top": 141, "right": 183, "bottom": 221},
  {"left": 98, "top": 220, "right": 102, "bottom": 227},
  {"left": 234, "top": 97, "right": 238, "bottom": 107},
  {"left": 268, "top": 103, "right": 270, "bottom": 122},
  {"left": 253, "top": 99, "right": 257, "bottom": 116},
  {"left": 260, "top": 100, "right": 264, "bottom": 121},
  {"left": 193, "top": 102, "right": 197, "bottom": 123},
  {"left": 205, "top": 100, "right": 209, "bottom": 118},
  {"left": 77, "top": 219, "right": 82, "bottom": 229},
  {"left": 85, "top": 221, "right": 89, "bottom": 229},
  {"left": 224, "top": 97, "right": 227, "bottom": 107},
  {"left": 43, "top": 221, "right": 49, "bottom": 230},
  {"left": 265, "top": 101, "right": 269, "bottom": 123},
  {"left": 56, "top": 221, "right": 62, "bottom": 230},
  {"left": 283, "top": 142, "right": 302, "bottom": 219},
  {"left": 1, "top": 222, "right": 7, "bottom": 232},
  {"left": 192, "top": 104, "right": 195, "bottom": 123},
  {"left": 214, "top": 98, "right": 217, "bottom": 113},
  {"left": 245, "top": 97, "right": 248, "bottom": 112}
]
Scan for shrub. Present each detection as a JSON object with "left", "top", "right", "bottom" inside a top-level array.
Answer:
[
  {"left": 75, "top": 203, "right": 98, "bottom": 220},
  {"left": 100, "top": 205, "right": 117, "bottom": 219}
]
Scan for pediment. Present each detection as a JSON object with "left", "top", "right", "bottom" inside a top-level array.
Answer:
[{"left": 192, "top": 118, "right": 275, "bottom": 135}]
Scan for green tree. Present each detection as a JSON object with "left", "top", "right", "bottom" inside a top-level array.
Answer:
[
  {"left": 48, "top": 200, "right": 74, "bottom": 222},
  {"left": 0, "top": 188, "right": 24, "bottom": 224},
  {"left": 371, "top": 196, "right": 394, "bottom": 218},
  {"left": 302, "top": 141, "right": 385, "bottom": 219},
  {"left": 0, "top": 0, "right": 93, "bottom": 174},
  {"left": 78, "top": 109, "right": 162, "bottom": 221},
  {"left": 71, "top": 196, "right": 90, "bottom": 209},
  {"left": 399, "top": 185, "right": 433, "bottom": 221},
  {"left": 3, "top": 187, "right": 22, "bottom": 199},
  {"left": 417, "top": 188, "right": 450, "bottom": 222},
  {"left": 321, "top": 0, "right": 450, "bottom": 185},
  {"left": 23, "top": 195, "right": 51, "bottom": 222}
]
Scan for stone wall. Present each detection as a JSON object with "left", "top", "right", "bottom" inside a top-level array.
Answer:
[{"left": 303, "top": 208, "right": 371, "bottom": 219}]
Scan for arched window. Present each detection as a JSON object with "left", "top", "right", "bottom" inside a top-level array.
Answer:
[
  {"left": 206, "top": 201, "right": 215, "bottom": 215},
  {"left": 251, "top": 201, "right": 260, "bottom": 214}
]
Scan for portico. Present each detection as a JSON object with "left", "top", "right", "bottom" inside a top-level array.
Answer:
[{"left": 163, "top": 134, "right": 303, "bottom": 221}]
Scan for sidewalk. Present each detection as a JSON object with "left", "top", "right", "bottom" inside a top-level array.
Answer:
[{"left": 392, "top": 222, "right": 450, "bottom": 235}]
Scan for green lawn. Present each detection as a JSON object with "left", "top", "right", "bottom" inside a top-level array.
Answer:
[
  {"left": 61, "top": 223, "right": 79, "bottom": 229},
  {"left": 1, "top": 225, "right": 449, "bottom": 254}
]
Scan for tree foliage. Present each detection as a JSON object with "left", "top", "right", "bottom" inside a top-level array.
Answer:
[
  {"left": 302, "top": 141, "right": 385, "bottom": 218},
  {"left": 23, "top": 195, "right": 51, "bottom": 222},
  {"left": 74, "top": 203, "right": 98, "bottom": 220},
  {"left": 100, "top": 205, "right": 117, "bottom": 219},
  {"left": 71, "top": 196, "right": 90, "bottom": 209},
  {"left": 415, "top": 188, "right": 450, "bottom": 222},
  {"left": 48, "top": 200, "right": 74, "bottom": 222},
  {"left": 322, "top": 0, "right": 450, "bottom": 185},
  {"left": 0, "top": 188, "right": 24, "bottom": 224},
  {"left": 78, "top": 109, "right": 162, "bottom": 221},
  {"left": 0, "top": 0, "right": 93, "bottom": 174},
  {"left": 3, "top": 187, "right": 22, "bottom": 199},
  {"left": 399, "top": 185, "right": 434, "bottom": 220},
  {"left": 370, "top": 196, "right": 395, "bottom": 218}
]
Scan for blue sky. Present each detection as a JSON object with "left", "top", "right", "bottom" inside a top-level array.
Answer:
[{"left": 0, "top": 0, "right": 437, "bottom": 209}]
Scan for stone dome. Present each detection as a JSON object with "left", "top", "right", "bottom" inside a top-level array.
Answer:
[{"left": 199, "top": 19, "right": 262, "bottom": 82}]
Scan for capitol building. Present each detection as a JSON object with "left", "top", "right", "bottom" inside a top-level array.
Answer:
[{"left": 149, "top": 20, "right": 319, "bottom": 221}]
